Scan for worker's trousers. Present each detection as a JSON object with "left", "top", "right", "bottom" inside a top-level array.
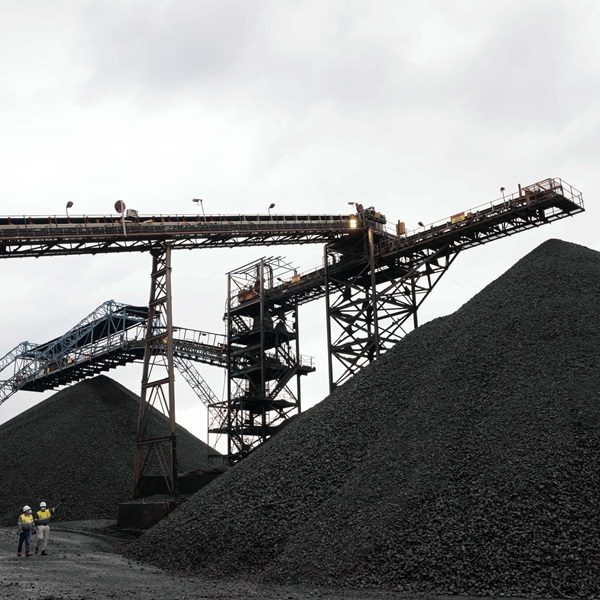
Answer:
[
  {"left": 36, "top": 525, "right": 50, "bottom": 551},
  {"left": 17, "top": 530, "right": 31, "bottom": 554}
]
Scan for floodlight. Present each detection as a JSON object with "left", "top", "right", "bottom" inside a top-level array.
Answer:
[{"left": 193, "top": 198, "right": 206, "bottom": 218}]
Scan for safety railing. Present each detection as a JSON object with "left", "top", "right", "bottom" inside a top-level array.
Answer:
[{"left": 393, "top": 178, "right": 582, "bottom": 240}]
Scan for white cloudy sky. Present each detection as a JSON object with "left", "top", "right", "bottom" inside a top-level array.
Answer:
[{"left": 1, "top": 0, "right": 599, "bottom": 448}]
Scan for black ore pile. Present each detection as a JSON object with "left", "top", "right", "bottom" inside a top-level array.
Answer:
[
  {"left": 0, "top": 375, "right": 214, "bottom": 525},
  {"left": 127, "top": 239, "right": 600, "bottom": 597}
]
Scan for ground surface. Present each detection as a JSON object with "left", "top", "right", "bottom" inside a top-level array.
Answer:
[{"left": 0, "top": 521, "right": 448, "bottom": 600}]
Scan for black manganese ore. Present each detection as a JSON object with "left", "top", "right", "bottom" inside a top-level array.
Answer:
[
  {"left": 0, "top": 375, "right": 215, "bottom": 525},
  {"left": 126, "top": 239, "right": 600, "bottom": 597}
]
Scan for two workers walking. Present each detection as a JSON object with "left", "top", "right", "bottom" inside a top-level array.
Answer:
[{"left": 17, "top": 500, "right": 61, "bottom": 557}]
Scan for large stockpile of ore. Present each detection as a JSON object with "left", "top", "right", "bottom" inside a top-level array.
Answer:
[
  {"left": 0, "top": 375, "right": 214, "bottom": 525},
  {"left": 127, "top": 239, "right": 600, "bottom": 597}
]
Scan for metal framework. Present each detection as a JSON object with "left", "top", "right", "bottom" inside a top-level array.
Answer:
[
  {"left": 133, "top": 247, "right": 177, "bottom": 498},
  {"left": 218, "top": 257, "right": 315, "bottom": 461},
  {"left": 0, "top": 213, "right": 357, "bottom": 258},
  {"left": 0, "top": 341, "right": 38, "bottom": 374},
  {"left": 324, "top": 236, "right": 461, "bottom": 388},
  {"left": 0, "top": 301, "right": 148, "bottom": 404},
  {"left": 0, "top": 178, "right": 586, "bottom": 469},
  {"left": 257, "top": 178, "right": 585, "bottom": 389},
  {"left": 0, "top": 322, "right": 226, "bottom": 402}
]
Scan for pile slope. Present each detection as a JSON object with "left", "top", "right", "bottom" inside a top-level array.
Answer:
[
  {"left": 127, "top": 239, "right": 600, "bottom": 597},
  {"left": 0, "top": 375, "right": 214, "bottom": 525}
]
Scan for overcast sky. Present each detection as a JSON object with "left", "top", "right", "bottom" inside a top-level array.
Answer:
[{"left": 1, "top": 0, "right": 598, "bottom": 449}]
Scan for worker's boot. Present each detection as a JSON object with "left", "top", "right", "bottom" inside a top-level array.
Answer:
[
  {"left": 34, "top": 547, "right": 39, "bottom": 554},
  {"left": 26, "top": 553, "right": 31, "bottom": 558},
  {"left": 41, "top": 550, "right": 47, "bottom": 556},
  {"left": 17, "top": 552, "right": 21, "bottom": 557}
]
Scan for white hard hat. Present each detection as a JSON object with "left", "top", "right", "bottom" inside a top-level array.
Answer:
[
  {"left": 40, "top": 502, "right": 47, "bottom": 508},
  {"left": 23, "top": 505, "right": 31, "bottom": 512}
]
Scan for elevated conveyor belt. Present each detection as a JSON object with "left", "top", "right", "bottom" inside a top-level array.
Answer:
[
  {"left": 0, "top": 212, "right": 361, "bottom": 258},
  {"left": 0, "top": 300, "right": 227, "bottom": 406},
  {"left": 0, "top": 178, "right": 581, "bottom": 265},
  {"left": 231, "top": 178, "right": 584, "bottom": 308}
]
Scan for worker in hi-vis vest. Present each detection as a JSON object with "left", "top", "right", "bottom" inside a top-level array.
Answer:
[
  {"left": 34, "top": 500, "right": 62, "bottom": 555},
  {"left": 17, "top": 505, "right": 35, "bottom": 557}
]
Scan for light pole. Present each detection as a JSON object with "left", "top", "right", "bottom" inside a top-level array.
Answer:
[
  {"left": 268, "top": 203, "right": 275, "bottom": 216},
  {"left": 193, "top": 198, "right": 205, "bottom": 219},
  {"left": 65, "top": 201, "right": 74, "bottom": 220},
  {"left": 500, "top": 187, "right": 506, "bottom": 202},
  {"left": 115, "top": 200, "right": 127, "bottom": 236}
]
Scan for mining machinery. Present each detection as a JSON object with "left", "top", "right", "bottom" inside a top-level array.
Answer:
[{"left": 0, "top": 178, "right": 584, "bottom": 491}]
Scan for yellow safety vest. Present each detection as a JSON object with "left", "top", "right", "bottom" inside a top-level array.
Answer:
[
  {"left": 36, "top": 509, "right": 52, "bottom": 523},
  {"left": 19, "top": 513, "right": 34, "bottom": 528}
]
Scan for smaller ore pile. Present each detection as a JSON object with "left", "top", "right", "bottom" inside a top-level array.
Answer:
[
  {"left": 0, "top": 375, "right": 214, "bottom": 525},
  {"left": 128, "top": 239, "right": 600, "bottom": 597}
]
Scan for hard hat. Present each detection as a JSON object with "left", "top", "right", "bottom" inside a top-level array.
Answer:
[
  {"left": 40, "top": 502, "right": 47, "bottom": 508},
  {"left": 23, "top": 505, "right": 31, "bottom": 512}
]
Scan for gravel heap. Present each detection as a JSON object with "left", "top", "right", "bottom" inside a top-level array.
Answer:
[
  {"left": 0, "top": 375, "right": 215, "bottom": 526},
  {"left": 127, "top": 238, "right": 600, "bottom": 597}
]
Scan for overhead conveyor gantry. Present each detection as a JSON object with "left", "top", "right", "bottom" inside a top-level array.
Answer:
[
  {"left": 225, "top": 179, "right": 584, "bottom": 389},
  {"left": 0, "top": 212, "right": 359, "bottom": 258},
  {"left": 0, "top": 177, "right": 585, "bottom": 489},
  {"left": 0, "top": 300, "right": 227, "bottom": 404}
]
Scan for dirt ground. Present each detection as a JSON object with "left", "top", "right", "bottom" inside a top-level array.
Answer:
[
  {"left": 0, "top": 521, "right": 560, "bottom": 600},
  {"left": 0, "top": 520, "right": 415, "bottom": 600}
]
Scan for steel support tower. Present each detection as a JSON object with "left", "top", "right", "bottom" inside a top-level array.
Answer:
[
  {"left": 323, "top": 225, "right": 460, "bottom": 389},
  {"left": 220, "top": 257, "right": 315, "bottom": 461},
  {"left": 133, "top": 246, "right": 178, "bottom": 497}
]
